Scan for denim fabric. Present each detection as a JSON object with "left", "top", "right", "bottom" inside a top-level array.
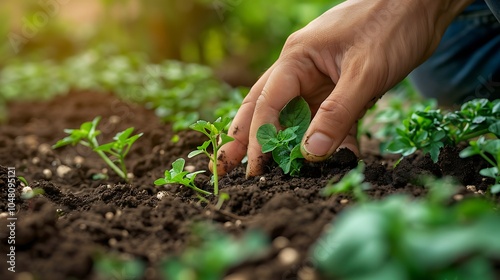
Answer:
[{"left": 408, "top": 0, "right": 500, "bottom": 106}]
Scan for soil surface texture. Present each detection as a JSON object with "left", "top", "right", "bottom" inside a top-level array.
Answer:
[{"left": 0, "top": 91, "right": 494, "bottom": 280}]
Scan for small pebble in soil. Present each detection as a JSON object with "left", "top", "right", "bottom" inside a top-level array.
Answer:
[
  {"left": 122, "top": 230, "right": 129, "bottom": 237},
  {"left": 235, "top": 219, "right": 242, "bottom": 227},
  {"left": 102, "top": 168, "right": 108, "bottom": 174},
  {"left": 116, "top": 209, "right": 123, "bottom": 217},
  {"left": 56, "top": 165, "right": 72, "bottom": 178},
  {"left": 476, "top": 190, "right": 484, "bottom": 195},
  {"left": 185, "top": 165, "right": 196, "bottom": 172},
  {"left": 22, "top": 186, "right": 32, "bottom": 195},
  {"left": 127, "top": 172, "right": 134, "bottom": 180},
  {"left": 79, "top": 224, "right": 87, "bottom": 230},
  {"left": 156, "top": 191, "right": 168, "bottom": 200},
  {"left": 31, "top": 157, "right": 40, "bottom": 165},
  {"left": 16, "top": 135, "right": 38, "bottom": 150},
  {"left": 340, "top": 199, "right": 349, "bottom": 204},
  {"left": 273, "top": 236, "right": 290, "bottom": 250},
  {"left": 108, "top": 238, "right": 118, "bottom": 247},
  {"left": 453, "top": 194, "right": 464, "bottom": 201},
  {"left": 205, "top": 210, "right": 211, "bottom": 216},
  {"left": 74, "top": 156, "right": 85, "bottom": 166},
  {"left": 278, "top": 247, "right": 299, "bottom": 266},
  {"left": 224, "top": 221, "right": 233, "bottom": 228},
  {"left": 43, "top": 169, "right": 52, "bottom": 179},
  {"left": 159, "top": 149, "right": 165, "bottom": 155},
  {"left": 0, "top": 212, "right": 8, "bottom": 218},
  {"left": 259, "top": 176, "right": 266, "bottom": 182},
  {"left": 105, "top": 212, "right": 114, "bottom": 221},
  {"left": 297, "top": 267, "right": 317, "bottom": 280},
  {"left": 109, "top": 115, "right": 121, "bottom": 124},
  {"left": 466, "top": 185, "right": 477, "bottom": 192},
  {"left": 38, "top": 143, "right": 52, "bottom": 155}
]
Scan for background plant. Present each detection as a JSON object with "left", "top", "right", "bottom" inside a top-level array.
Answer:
[
  {"left": 387, "top": 98, "right": 500, "bottom": 162},
  {"left": 52, "top": 116, "right": 142, "bottom": 182},
  {"left": 257, "top": 96, "right": 311, "bottom": 176},
  {"left": 312, "top": 177, "right": 500, "bottom": 280},
  {"left": 459, "top": 136, "right": 500, "bottom": 194},
  {"left": 160, "top": 224, "right": 268, "bottom": 280}
]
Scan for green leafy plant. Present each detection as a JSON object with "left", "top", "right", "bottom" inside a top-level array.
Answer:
[
  {"left": 188, "top": 117, "right": 234, "bottom": 196},
  {"left": 321, "top": 161, "right": 370, "bottom": 202},
  {"left": 154, "top": 158, "right": 211, "bottom": 196},
  {"left": 312, "top": 177, "right": 500, "bottom": 280},
  {"left": 257, "top": 96, "right": 311, "bottom": 176},
  {"left": 388, "top": 98, "right": 500, "bottom": 162},
  {"left": 160, "top": 224, "right": 268, "bottom": 280},
  {"left": 459, "top": 136, "right": 500, "bottom": 194},
  {"left": 52, "top": 116, "right": 142, "bottom": 182}
]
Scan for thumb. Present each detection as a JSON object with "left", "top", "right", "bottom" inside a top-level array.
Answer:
[{"left": 301, "top": 71, "right": 379, "bottom": 161}]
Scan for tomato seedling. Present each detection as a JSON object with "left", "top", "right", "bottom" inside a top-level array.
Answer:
[
  {"left": 257, "top": 96, "right": 311, "bottom": 176},
  {"left": 52, "top": 116, "right": 143, "bottom": 182},
  {"left": 154, "top": 158, "right": 211, "bottom": 196},
  {"left": 188, "top": 117, "right": 234, "bottom": 196},
  {"left": 459, "top": 136, "right": 500, "bottom": 193}
]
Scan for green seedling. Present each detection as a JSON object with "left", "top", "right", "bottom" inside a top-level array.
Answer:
[
  {"left": 52, "top": 116, "right": 142, "bottom": 182},
  {"left": 257, "top": 96, "right": 311, "bottom": 176},
  {"left": 160, "top": 224, "right": 268, "bottom": 280},
  {"left": 154, "top": 158, "right": 211, "bottom": 196},
  {"left": 459, "top": 136, "right": 500, "bottom": 193},
  {"left": 321, "top": 162, "right": 370, "bottom": 202},
  {"left": 188, "top": 117, "right": 234, "bottom": 196},
  {"left": 18, "top": 176, "right": 45, "bottom": 200},
  {"left": 312, "top": 176, "right": 500, "bottom": 280},
  {"left": 388, "top": 98, "right": 500, "bottom": 162}
]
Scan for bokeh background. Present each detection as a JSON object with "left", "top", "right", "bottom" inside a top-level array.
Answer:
[{"left": 1, "top": 0, "right": 343, "bottom": 86}]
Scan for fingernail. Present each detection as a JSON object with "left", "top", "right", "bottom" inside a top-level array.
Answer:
[{"left": 303, "top": 132, "right": 333, "bottom": 157}]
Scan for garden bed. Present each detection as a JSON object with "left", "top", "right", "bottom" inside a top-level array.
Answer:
[{"left": 0, "top": 91, "right": 496, "bottom": 279}]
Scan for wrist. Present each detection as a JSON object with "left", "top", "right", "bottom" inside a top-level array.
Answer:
[{"left": 417, "top": 0, "right": 475, "bottom": 34}]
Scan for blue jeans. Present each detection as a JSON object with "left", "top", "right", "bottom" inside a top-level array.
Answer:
[{"left": 408, "top": 0, "right": 500, "bottom": 106}]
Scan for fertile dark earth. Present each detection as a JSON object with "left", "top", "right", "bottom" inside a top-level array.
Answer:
[{"left": 0, "top": 91, "right": 495, "bottom": 280}]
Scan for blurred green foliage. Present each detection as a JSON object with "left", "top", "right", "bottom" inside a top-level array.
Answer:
[{"left": 1, "top": 0, "right": 344, "bottom": 85}]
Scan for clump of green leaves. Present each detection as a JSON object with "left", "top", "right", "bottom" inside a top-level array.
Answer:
[
  {"left": 388, "top": 99, "right": 500, "bottom": 162},
  {"left": 188, "top": 117, "right": 234, "bottom": 196},
  {"left": 257, "top": 96, "right": 311, "bottom": 176},
  {"left": 154, "top": 158, "right": 211, "bottom": 196},
  {"left": 460, "top": 136, "right": 500, "bottom": 194},
  {"left": 52, "top": 116, "right": 142, "bottom": 182},
  {"left": 321, "top": 162, "right": 370, "bottom": 202},
  {"left": 160, "top": 224, "right": 268, "bottom": 280},
  {"left": 312, "top": 177, "right": 500, "bottom": 280}
]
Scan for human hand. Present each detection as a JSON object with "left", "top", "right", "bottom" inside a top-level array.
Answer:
[{"left": 213, "top": 0, "right": 474, "bottom": 177}]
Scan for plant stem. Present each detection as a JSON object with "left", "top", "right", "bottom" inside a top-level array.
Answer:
[
  {"left": 212, "top": 137, "right": 219, "bottom": 196},
  {"left": 456, "top": 129, "right": 490, "bottom": 143},
  {"left": 89, "top": 137, "right": 127, "bottom": 181}
]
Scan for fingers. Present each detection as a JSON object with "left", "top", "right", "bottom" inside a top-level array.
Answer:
[
  {"left": 212, "top": 67, "right": 273, "bottom": 176},
  {"left": 245, "top": 64, "right": 302, "bottom": 177},
  {"left": 301, "top": 62, "right": 376, "bottom": 161}
]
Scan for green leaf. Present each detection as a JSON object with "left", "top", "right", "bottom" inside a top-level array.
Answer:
[
  {"left": 278, "top": 96, "right": 311, "bottom": 138},
  {"left": 190, "top": 120, "right": 210, "bottom": 134},
  {"left": 261, "top": 139, "right": 279, "bottom": 153},
  {"left": 257, "top": 124, "right": 277, "bottom": 146},
  {"left": 491, "top": 184, "right": 500, "bottom": 194},
  {"left": 219, "top": 134, "right": 234, "bottom": 146},
  {"left": 188, "top": 150, "right": 205, "bottom": 158},
  {"left": 95, "top": 142, "right": 115, "bottom": 152},
  {"left": 154, "top": 178, "right": 167, "bottom": 186},
  {"left": 479, "top": 167, "right": 498, "bottom": 179},
  {"left": 488, "top": 121, "right": 500, "bottom": 136},
  {"left": 116, "top": 127, "right": 134, "bottom": 142},
  {"left": 171, "top": 158, "right": 186, "bottom": 173}
]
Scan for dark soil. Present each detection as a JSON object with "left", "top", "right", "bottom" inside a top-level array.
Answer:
[{"left": 0, "top": 91, "right": 494, "bottom": 280}]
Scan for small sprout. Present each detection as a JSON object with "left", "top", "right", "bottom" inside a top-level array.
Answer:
[
  {"left": 52, "top": 116, "right": 142, "bottom": 182},
  {"left": 18, "top": 176, "right": 45, "bottom": 200},
  {"left": 154, "top": 158, "right": 211, "bottom": 196},
  {"left": 188, "top": 117, "right": 234, "bottom": 195},
  {"left": 321, "top": 162, "right": 370, "bottom": 202},
  {"left": 215, "top": 192, "right": 230, "bottom": 210},
  {"left": 257, "top": 96, "right": 311, "bottom": 176}
]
